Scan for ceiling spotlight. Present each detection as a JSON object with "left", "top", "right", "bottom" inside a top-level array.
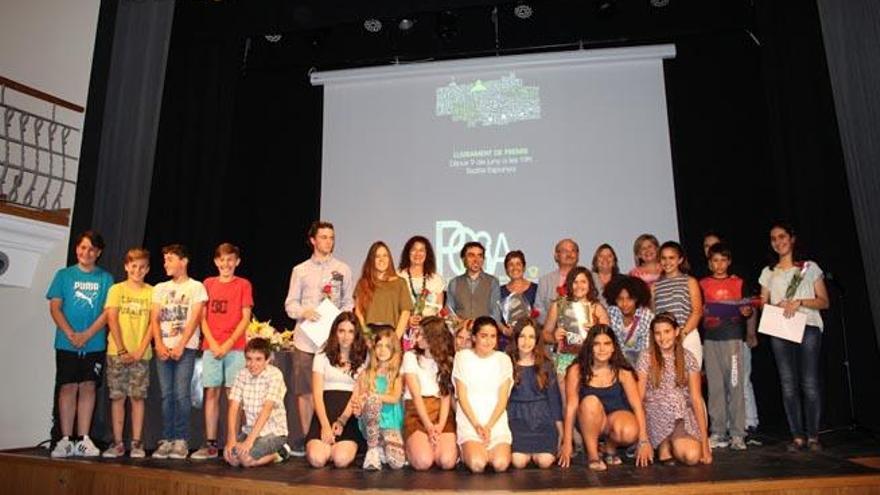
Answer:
[
  {"left": 263, "top": 34, "right": 282, "bottom": 43},
  {"left": 363, "top": 18, "right": 383, "bottom": 33},
  {"left": 650, "top": 0, "right": 670, "bottom": 7},
  {"left": 398, "top": 18, "right": 416, "bottom": 31},
  {"left": 596, "top": 0, "right": 618, "bottom": 13},
  {"left": 513, "top": 3, "right": 534, "bottom": 19}
]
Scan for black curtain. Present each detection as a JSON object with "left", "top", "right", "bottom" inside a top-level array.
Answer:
[
  {"left": 817, "top": 0, "right": 880, "bottom": 355},
  {"left": 72, "top": 0, "right": 880, "bottom": 445}
]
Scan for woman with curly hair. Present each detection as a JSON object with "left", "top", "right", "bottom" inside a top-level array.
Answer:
[{"left": 605, "top": 275, "right": 654, "bottom": 366}]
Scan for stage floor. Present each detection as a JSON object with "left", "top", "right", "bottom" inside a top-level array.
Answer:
[{"left": 3, "top": 430, "right": 880, "bottom": 494}]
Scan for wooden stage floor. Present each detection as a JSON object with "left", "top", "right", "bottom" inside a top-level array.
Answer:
[{"left": 2, "top": 432, "right": 880, "bottom": 494}]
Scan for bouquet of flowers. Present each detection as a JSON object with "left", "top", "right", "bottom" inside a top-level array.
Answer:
[
  {"left": 413, "top": 287, "right": 431, "bottom": 316},
  {"left": 246, "top": 317, "right": 295, "bottom": 352}
]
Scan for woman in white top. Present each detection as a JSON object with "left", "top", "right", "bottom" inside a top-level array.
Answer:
[
  {"left": 398, "top": 236, "right": 446, "bottom": 351},
  {"left": 306, "top": 312, "right": 369, "bottom": 468},
  {"left": 453, "top": 316, "right": 513, "bottom": 473},
  {"left": 402, "top": 316, "right": 457, "bottom": 470},
  {"left": 759, "top": 223, "right": 829, "bottom": 452}
]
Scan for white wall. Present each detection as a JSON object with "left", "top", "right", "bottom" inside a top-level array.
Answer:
[{"left": 0, "top": 0, "right": 101, "bottom": 448}]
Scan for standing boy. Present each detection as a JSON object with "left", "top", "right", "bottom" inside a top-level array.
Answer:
[
  {"left": 284, "top": 221, "right": 354, "bottom": 456},
  {"left": 224, "top": 337, "right": 290, "bottom": 467},
  {"left": 699, "top": 242, "right": 753, "bottom": 451},
  {"left": 101, "top": 248, "right": 153, "bottom": 458},
  {"left": 48, "top": 231, "right": 114, "bottom": 458},
  {"left": 192, "top": 243, "right": 254, "bottom": 460},
  {"left": 151, "top": 244, "right": 207, "bottom": 459}
]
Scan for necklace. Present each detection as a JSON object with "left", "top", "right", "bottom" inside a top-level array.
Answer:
[{"left": 407, "top": 268, "right": 426, "bottom": 300}]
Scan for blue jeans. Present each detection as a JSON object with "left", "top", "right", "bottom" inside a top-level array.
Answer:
[
  {"left": 770, "top": 326, "right": 822, "bottom": 439},
  {"left": 156, "top": 349, "right": 196, "bottom": 441}
]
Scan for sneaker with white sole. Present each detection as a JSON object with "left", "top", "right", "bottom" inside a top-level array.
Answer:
[
  {"left": 708, "top": 434, "right": 729, "bottom": 449},
  {"left": 152, "top": 439, "right": 174, "bottom": 459},
  {"left": 729, "top": 436, "right": 747, "bottom": 451},
  {"left": 75, "top": 436, "right": 100, "bottom": 457},
  {"left": 50, "top": 437, "right": 74, "bottom": 458},
  {"left": 363, "top": 447, "right": 382, "bottom": 470},
  {"left": 290, "top": 445, "right": 306, "bottom": 457},
  {"left": 101, "top": 441, "right": 126, "bottom": 458},
  {"left": 130, "top": 440, "right": 146, "bottom": 459},
  {"left": 168, "top": 439, "right": 189, "bottom": 459},
  {"left": 190, "top": 443, "right": 219, "bottom": 460}
]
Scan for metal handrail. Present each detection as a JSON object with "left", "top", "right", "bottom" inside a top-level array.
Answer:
[{"left": 0, "top": 76, "right": 81, "bottom": 219}]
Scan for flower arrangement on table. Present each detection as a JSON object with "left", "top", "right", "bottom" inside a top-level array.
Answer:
[{"left": 245, "top": 317, "right": 295, "bottom": 352}]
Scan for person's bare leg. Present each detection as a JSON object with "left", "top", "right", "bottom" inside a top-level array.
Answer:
[{"left": 76, "top": 382, "right": 96, "bottom": 436}]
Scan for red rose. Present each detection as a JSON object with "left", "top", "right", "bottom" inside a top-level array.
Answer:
[
  {"left": 530, "top": 308, "right": 540, "bottom": 319},
  {"left": 322, "top": 284, "right": 332, "bottom": 295},
  {"left": 421, "top": 288, "right": 430, "bottom": 297},
  {"left": 439, "top": 307, "right": 450, "bottom": 318},
  {"left": 556, "top": 285, "right": 567, "bottom": 297}
]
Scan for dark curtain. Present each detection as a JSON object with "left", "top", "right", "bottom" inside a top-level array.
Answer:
[
  {"left": 60, "top": 0, "right": 175, "bottom": 443},
  {"left": 753, "top": 0, "right": 880, "bottom": 432},
  {"left": 71, "top": 0, "right": 880, "bottom": 446},
  {"left": 817, "top": 0, "right": 880, "bottom": 355},
  {"left": 90, "top": 0, "right": 175, "bottom": 279}
]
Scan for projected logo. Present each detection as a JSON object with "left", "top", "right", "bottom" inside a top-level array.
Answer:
[
  {"left": 436, "top": 74, "right": 540, "bottom": 128},
  {"left": 435, "top": 220, "right": 510, "bottom": 278}
]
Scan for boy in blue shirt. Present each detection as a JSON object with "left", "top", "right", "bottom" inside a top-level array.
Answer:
[{"left": 48, "top": 230, "right": 114, "bottom": 458}]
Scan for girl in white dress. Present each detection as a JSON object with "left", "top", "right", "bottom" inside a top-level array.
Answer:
[{"left": 453, "top": 316, "right": 513, "bottom": 473}]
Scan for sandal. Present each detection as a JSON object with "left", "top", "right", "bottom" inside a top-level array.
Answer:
[
  {"left": 603, "top": 453, "right": 623, "bottom": 466},
  {"left": 786, "top": 438, "right": 805, "bottom": 453},
  {"left": 588, "top": 458, "right": 608, "bottom": 471}
]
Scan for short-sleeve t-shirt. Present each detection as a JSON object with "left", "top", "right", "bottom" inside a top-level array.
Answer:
[
  {"left": 152, "top": 278, "right": 208, "bottom": 349},
  {"left": 401, "top": 350, "right": 440, "bottom": 400},
  {"left": 699, "top": 275, "right": 745, "bottom": 341},
  {"left": 203, "top": 276, "right": 254, "bottom": 350},
  {"left": 46, "top": 265, "right": 114, "bottom": 353},
  {"left": 104, "top": 282, "right": 153, "bottom": 358},
  {"left": 363, "top": 278, "right": 413, "bottom": 326},
  {"left": 398, "top": 271, "right": 446, "bottom": 317},
  {"left": 759, "top": 261, "right": 824, "bottom": 329},
  {"left": 312, "top": 351, "right": 365, "bottom": 391}
]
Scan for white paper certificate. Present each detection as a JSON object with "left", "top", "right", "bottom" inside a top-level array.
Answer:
[
  {"left": 758, "top": 304, "right": 807, "bottom": 344},
  {"left": 300, "top": 298, "right": 342, "bottom": 349}
]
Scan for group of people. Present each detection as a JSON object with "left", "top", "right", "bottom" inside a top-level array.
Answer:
[{"left": 46, "top": 219, "right": 830, "bottom": 472}]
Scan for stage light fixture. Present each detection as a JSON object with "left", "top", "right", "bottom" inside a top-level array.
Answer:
[
  {"left": 596, "top": 0, "right": 618, "bottom": 14},
  {"left": 363, "top": 18, "right": 383, "bottom": 33},
  {"left": 263, "top": 34, "right": 282, "bottom": 43},
  {"left": 513, "top": 3, "right": 534, "bottom": 20},
  {"left": 650, "top": 0, "right": 670, "bottom": 7},
  {"left": 398, "top": 18, "right": 416, "bottom": 31}
]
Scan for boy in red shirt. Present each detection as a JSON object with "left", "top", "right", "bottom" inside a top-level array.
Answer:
[
  {"left": 192, "top": 243, "right": 254, "bottom": 459},
  {"left": 699, "top": 243, "right": 753, "bottom": 451}
]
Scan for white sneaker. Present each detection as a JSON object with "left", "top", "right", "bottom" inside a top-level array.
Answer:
[
  {"left": 363, "top": 447, "right": 382, "bottom": 470},
  {"left": 168, "top": 439, "right": 189, "bottom": 459},
  {"left": 708, "top": 434, "right": 729, "bottom": 449},
  {"left": 729, "top": 436, "right": 747, "bottom": 451},
  {"left": 101, "top": 441, "right": 126, "bottom": 458},
  {"left": 50, "top": 438, "right": 74, "bottom": 458},
  {"left": 152, "top": 439, "right": 174, "bottom": 459},
  {"left": 75, "top": 436, "right": 100, "bottom": 457}
]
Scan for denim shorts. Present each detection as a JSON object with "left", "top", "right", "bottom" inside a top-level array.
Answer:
[
  {"left": 237, "top": 433, "right": 287, "bottom": 459},
  {"left": 202, "top": 350, "right": 245, "bottom": 387}
]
